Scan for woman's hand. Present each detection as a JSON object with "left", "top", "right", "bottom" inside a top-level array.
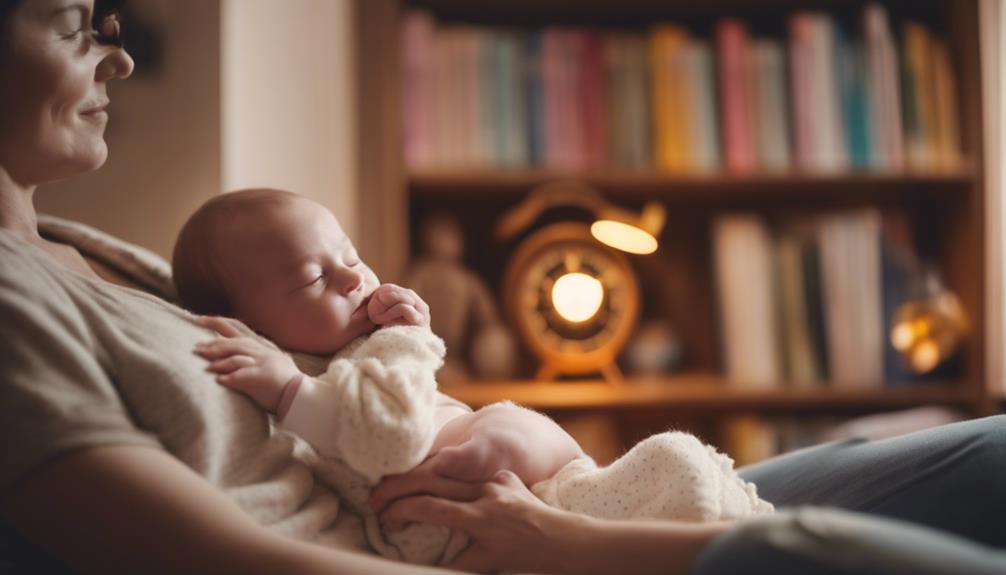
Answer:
[
  {"left": 375, "top": 469, "right": 576, "bottom": 574},
  {"left": 367, "top": 283, "right": 431, "bottom": 327},
  {"left": 193, "top": 315, "right": 301, "bottom": 413}
]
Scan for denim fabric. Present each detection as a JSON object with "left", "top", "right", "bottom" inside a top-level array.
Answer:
[{"left": 694, "top": 415, "right": 1006, "bottom": 574}]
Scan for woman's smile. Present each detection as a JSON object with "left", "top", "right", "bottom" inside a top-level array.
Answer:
[{"left": 79, "top": 98, "right": 109, "bottom": 123}]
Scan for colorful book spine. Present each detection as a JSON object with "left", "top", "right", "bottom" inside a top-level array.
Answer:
[
  {"left": 716, "top": 20, "right": 756, "bottom": 173},
  {"left": 403, "top": 5, "right": 961, "bottom": 174},
  {"left": 524, "top": 32, "right": 546, "bottom": 166},
  {"left": 752, "top": 39, "right": 790, "bottom": 171}
]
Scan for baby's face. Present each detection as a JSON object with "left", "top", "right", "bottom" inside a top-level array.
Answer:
[{"left": 220, "top": 197, "right": 380, "bottom": 355}]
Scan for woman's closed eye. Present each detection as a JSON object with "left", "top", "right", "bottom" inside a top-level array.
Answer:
[{"left": 54, "top": 8, "right": 89, "bottom": 40}]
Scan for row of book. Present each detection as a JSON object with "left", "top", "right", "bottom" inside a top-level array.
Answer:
[
  {"left": 400, "top": 5, "right": 963, "bottom": 174},
  {"left": 713, "top": 209, "right": 955, "bottom": 389}
]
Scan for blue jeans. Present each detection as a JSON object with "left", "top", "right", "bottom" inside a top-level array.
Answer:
[{"left": 693, "top": 415, "right": 1006, "bottom": 574}]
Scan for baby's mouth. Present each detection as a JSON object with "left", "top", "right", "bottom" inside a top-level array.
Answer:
[{"left": 353, "top": 294, "right": 372, "bottom": 320}]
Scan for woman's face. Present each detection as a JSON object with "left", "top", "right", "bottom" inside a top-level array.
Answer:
[{"left": 0, "top": 0, "right": 133, "bottom": 186}]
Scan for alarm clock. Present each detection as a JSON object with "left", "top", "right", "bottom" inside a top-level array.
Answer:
[{"left": 500, "top": 222, "right": 640, "bottom": 384}]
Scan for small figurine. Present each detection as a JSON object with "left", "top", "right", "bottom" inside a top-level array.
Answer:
[
  {"left": 625, "top": 320, "right": 683, "bottom": 376},
  {"left": 407, "top": 212, "right": 518, "bottom": 383}
]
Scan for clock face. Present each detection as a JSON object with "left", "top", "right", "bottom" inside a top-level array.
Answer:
[{"left": 502, "top": 223, "right": 640, "bottom": 376}]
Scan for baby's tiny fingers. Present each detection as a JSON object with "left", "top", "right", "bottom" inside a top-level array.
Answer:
[
  {"left": 373, "top": 303, "right": 417, "bottom": 324},
  {"left": 217, "top": 365, "right": 257, "bottom": 386},
  {"left": 208, "top": 355, "right": 256, "bottom": 374},
  {"left": 196, "top": 337, "right": 259, "bottom": 359},
  {"left": 194, "top": 315, "right": 246, "bottom": 338}
]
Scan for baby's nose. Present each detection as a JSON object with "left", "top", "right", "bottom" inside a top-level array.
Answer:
[{"left": 339, "top": 269, "right": 364, "bottom": 296}]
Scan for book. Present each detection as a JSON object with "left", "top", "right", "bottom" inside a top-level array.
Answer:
[
  {"left": 903, "top": 22, "right": 938, "bottom": 170},
  {"left": 775, "top": 231, "right": 822, "bottom": 386},
  {"left": 524, "top": 32, "right": 546, "bottom": 165},
  {"left": 650, "top": 26, "right": 690, "bottom": 171},
  {"left": 713, "top": 214, "right": 782, "bottom": 387},
  {"left": 403, "top": 7, "right": 959, "bottom": 173},
  {"left": 931, "top": 40, "right": 962, "bottom": 171},
  {"left": 863, "top": 4, "right": 905, "bottom": 170},
  {"left": 580, "top": 30, "right": 609, "bottom": 169},
  {"left": 716, "top": 20, "right": 756, "bottom": 173},
  {"left": 684, "top": 41, "right": 720, "bottom": 172},
  {"left": 751, "top": 39, "right": 790, "bottom": 171},
  {"left": 817, "top": 210, "right": 885, "bottom": 387},
  {"left": 401, "top": 11, "right": 436, "bottom": 169}
]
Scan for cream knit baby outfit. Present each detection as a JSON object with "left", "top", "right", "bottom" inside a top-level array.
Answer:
[
  {"left": 532, "top": 432, "right": 774, "bottom": 522},
  {"left": 282, "top": 326, "right": 772, "bottom": 566},
  {"left": 280, "top": 325, "right": 468, "bottom": 564}
]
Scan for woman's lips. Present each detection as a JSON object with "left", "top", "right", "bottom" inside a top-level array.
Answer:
[{"left": 80, "top": 101, "right": 110, "bottom": 122}]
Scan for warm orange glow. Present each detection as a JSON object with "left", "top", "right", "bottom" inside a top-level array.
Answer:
[
  {"left": 551, "top": 272, "right": 604, "bottom": 322},
  {"left": 590, "top": 220, "right": 658, "bottom": 254}
]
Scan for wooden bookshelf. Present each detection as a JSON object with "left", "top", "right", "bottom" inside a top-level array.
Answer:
[
  {"left": 409, "top": 169, "right": 977, "bottom": 200},
  {"left": 442, "top": 377, "right": 976, "bottom": 411},
  {"left": 355, "top": 0, "right": 998, "bottom": 458}
]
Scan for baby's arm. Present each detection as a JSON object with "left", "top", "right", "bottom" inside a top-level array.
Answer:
[
  {"left": 279, "top": 326, "right": 445, "bottom": 482},
  {"left": 193, "top": 316, "right": 302, "bottom": 415},
  {"left": 428, "top": 402, "right": 584, "bottom": 486}
]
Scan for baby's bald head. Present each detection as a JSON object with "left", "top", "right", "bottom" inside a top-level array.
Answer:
[{"left": 172, "top": 188, "right": 305, "bottom": 315}]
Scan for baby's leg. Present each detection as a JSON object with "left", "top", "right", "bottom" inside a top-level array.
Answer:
[{"left": 532, "top": 431, "right": 774, "bottom": 522}]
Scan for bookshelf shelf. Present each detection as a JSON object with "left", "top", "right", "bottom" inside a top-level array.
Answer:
[
  {"left": 409, "top": 168, "right": 976, "bottom": 200},
  {"left": 442, "top": 376, "right": 975, "bottom": 411}
]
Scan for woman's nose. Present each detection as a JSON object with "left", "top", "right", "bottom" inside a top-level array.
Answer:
[{"left": 96, "top": 47, "right": 135, "bottom": 82}]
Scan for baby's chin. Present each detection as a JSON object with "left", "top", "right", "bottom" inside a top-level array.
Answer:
[{"left": 305, "top": 317, "right": 377, "bottom": 356}]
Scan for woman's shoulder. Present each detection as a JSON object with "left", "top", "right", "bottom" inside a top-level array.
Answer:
[{"left": 0, "top": 230, "right": 67, "bottom": 293}]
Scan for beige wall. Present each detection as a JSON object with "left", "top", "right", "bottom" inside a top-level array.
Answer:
[
  {"left": 36, "top": 0, "right": 222, "bottom": 259},
  {"left": 221, "top": 0, "right": 358, "bottom": 239}
]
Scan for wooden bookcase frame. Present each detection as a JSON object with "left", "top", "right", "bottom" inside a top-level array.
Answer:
[{"left": 355, "top": 0, "right": 999, "bottom": 422}]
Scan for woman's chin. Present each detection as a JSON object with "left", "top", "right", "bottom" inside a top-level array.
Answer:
[{"left": 41, "top": 143, "right": 109, "bottom": 184}]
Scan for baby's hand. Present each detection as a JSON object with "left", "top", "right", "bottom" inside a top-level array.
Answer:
[
  {"left": 194, "top": 319, "right": 301, "bottom": 413},
  {"left": 367, "top": 283, "right": 430, "bottom": 328}
]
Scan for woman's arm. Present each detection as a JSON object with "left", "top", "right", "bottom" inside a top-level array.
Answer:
[
  {"left": 373, "top": 466, "right": 734, "bottom": 574},
  {"left": 1, "top": 445, "right": 452, "bottom": 575}
]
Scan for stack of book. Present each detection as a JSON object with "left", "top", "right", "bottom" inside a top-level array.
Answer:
[
  {"left": 401, "top": 4, "right": 963, "bottom": 174},
  {"left": 712, "top": 209, "right": 944, "bottom": 389}
]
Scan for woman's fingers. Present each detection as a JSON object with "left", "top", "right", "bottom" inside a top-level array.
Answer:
[
  {"left": 368, "top": 456, "right": 484, "bottom": 513},
  {"left": 379, "top": 494, "right": 479, "bottom": 532},
  {"left": 208, "top": 355, "right": 256, "bottom": 374}
]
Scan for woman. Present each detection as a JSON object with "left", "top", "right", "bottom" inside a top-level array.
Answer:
[
  {"left": 0, "top": 1, "right": 1002, "bottom": 574},
  {"left": 0, "top": 1, "right": 458, "bottom": 573},
  {"left": 0, "top": 2, "right": 732, "bottom": 573}
]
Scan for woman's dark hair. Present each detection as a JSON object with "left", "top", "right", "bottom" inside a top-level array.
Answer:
[{"left": 1, "top": 0, "right": 20, "bottom": 36}]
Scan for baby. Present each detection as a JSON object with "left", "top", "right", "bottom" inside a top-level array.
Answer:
[{"left": 172, "top": 189, "right": 772, "bottom": 565}]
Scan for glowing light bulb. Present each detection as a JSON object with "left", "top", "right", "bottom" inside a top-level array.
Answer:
[
  {"left": 911, "top": 340, "right": 941, "bottom": 373},
  {"left": 590, "top": 220, "right": 658, "bottom": 254},
  {"left": 890, "top": 322, "right": 915, "bottom": 351},
  {"left": 551, "top": 272, "right": 604, "bottom": 323}
]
